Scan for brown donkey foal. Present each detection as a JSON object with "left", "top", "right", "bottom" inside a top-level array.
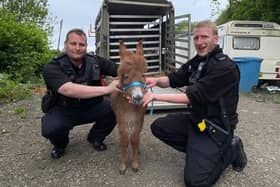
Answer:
[{"left": 111, "top": 40, "right": 147, "bottom": 174}]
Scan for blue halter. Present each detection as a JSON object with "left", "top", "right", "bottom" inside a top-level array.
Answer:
[
  {"left": 122, "top": 81, "right": 147, "bottom": 92},
  {"left": 121, "top": 81, "right": 154, "bottom": 116}
]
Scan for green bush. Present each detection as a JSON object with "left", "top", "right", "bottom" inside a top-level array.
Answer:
[{"left": 0, "top": 9, "right": 54, "bottom": 83}]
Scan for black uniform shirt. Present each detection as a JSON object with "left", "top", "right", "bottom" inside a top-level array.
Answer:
[
  {"left": 43, "top": 54, "right": 118, "bottom": 92},
  {"left": 168, "top": 46, "right": 239, "bottom": 110}
]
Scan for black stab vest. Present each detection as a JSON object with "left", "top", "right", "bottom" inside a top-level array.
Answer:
[{"left": 55, "top": 54, "right": 103, "bottom": 107}]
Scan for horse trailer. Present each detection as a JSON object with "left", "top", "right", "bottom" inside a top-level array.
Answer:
[{"left": 93, "top": 0, "right": 192, "bottom": 109}]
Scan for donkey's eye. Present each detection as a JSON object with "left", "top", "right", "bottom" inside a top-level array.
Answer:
[{"left": 123, "top": 74, "right": 129, "bottom": 80}]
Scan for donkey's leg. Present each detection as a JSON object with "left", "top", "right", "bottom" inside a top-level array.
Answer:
[
  {"left": 130, "top": 128, "right": 141, "bottom": 172},
  {"left": 118, "top": 127, "right": 129, "bottom": 174},
  {"left": 131, "top": 115, "right": 144, "bottom": 172}
]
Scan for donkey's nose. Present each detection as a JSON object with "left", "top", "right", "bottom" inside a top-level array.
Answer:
[
  {"left": 132, "top": 94, "right": 143, "bottom": 106},
  {"left": 133, "top": 94, "right": 143, "bottom": 101},
  {"left": 131, "top": 87, "right": 144, "bottom": 106}
]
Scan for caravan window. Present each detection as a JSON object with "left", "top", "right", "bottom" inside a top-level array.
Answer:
[
  {"left": 233, "top": 37, "right": 260, "bottom": 50},
  {"left": 218, "top": 36, "right": 224, "bottom": 48}
]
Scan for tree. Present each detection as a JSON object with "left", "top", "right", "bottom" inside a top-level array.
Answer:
[
  {"left": 0, "top": 0, "right": 59, "bottom": 83},
  {"left": 0, "top": 0, "right": 53, "bottom": 32},
  {"left": 215, "top": 0, "right": 280, "bottom": 25},
  {"left": 0, "top": 8, "right": 55, "bottom": 82}
]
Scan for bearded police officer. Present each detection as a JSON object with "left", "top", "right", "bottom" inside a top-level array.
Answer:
[
  {"left": 143, "top": 20, "right": 247, "bottom": 186},
  {"left": 41, "top": 28, "right": 119, "bottom": 159}
]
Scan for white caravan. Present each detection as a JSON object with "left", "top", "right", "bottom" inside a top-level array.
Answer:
[{"left": 217, "top": 20, "right": 280, "bottom": 85}]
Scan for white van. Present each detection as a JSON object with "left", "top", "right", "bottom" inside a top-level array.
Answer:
[{"left": 217, "top": 20, "right": 280, "bottom": 85}]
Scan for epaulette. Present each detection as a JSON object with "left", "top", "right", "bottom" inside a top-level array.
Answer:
[
  {"left": 215, "top": 53, "right": 228, "bottom": 61},
  {"left": 86, "top": 52, "right": 95, "bottom": 57},
  {"left": 53, "top": 52, "right": 67, "bottom": 61}
]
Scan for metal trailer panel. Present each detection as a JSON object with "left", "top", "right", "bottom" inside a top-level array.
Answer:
[
  {"left": 107, "top": 14, "right": 163, "bottom": 75},
  {"left": 95, "top": 0, "right": 175, "bottom": 73},
  {"left": 106, "top": 0, "right": 173, "bottom": 15}
]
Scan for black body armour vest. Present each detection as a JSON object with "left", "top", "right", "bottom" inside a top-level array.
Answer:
[
  {"left": 187, "top": 53, "right": 239, "bottom": 131},
  {"left": 55, "top": 54, "right": 103, "bottom": 107}
]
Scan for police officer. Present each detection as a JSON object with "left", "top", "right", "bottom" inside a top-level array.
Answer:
[
  {"left": 143, "top": 20, "right": 247, "bottom": 186},
  {"left": 41, "top": 28, "right": 119, "bottom": 159}
]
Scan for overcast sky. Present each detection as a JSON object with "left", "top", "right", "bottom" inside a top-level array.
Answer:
[{"left": 48, "top": 0, "right": 228, "bottom": 51}]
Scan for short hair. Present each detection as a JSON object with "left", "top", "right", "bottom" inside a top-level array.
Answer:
[
  {"left": 65, "top": 28, "right": 87, "bottom": 43},
  {"left": 194, "top": 20, "right": 218, "bottom": 36}
]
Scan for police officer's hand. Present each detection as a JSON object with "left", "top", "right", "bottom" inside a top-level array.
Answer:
[
  {"left": 146, "top": 76, "right": 170, "bottom": 88},
  {"left": 145, "top": 77, "right": 158, "bottom": 88},
  {"left": 142, "top": 90, "right": 154, "bottom": 107},
  {"left": 106, "top": 80, "right": 120, "bottom": 94}
]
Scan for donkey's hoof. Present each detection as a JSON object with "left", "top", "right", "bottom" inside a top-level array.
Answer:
[
  {"left": 119, "top": 169, "right": 126, "bottom": 175},
  {"left": 132, "top": 161, "right": 139, "bottom": 172},
  {"left": 119, "top": 164, "right": 127, "bottom": 175},
  {"left": 119, "top": 168, "right": 126, "bottom": 175},
  {"left": 132, "top": 167, "right": 139, "bottom": 172}
]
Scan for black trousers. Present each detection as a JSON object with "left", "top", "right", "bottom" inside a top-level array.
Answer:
[
  {"left": 150, "top": 112, "right": 233, "bottom": 187},
  {"left": 41, "top": 99, "right": 116, "bottom": 149}
]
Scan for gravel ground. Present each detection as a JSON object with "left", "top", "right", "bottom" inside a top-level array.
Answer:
[{"left": 0, "top": 92, "right": 280, "bottom": 187}]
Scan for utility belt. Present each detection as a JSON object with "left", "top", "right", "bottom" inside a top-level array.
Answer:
[
  {"left": 56, "top": 96, "right": 103, "bottom": 108},
  {"left": 197, "top": 119, "right": 231, "bottom": 146},
  {"left": 41, "top": 90, "right": 103, "bottom": 113}
]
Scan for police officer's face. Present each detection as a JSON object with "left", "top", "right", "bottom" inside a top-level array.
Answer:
[
  {"left": 64, "top": 32, "right": 87, "bottom": 62},
  {"left": 193, "top": 26, "right": 218, "bottom": 57}
]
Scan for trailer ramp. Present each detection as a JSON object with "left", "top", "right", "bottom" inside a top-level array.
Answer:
[{"left": 147, "top": 86, "right": 187, "bottom": 110}]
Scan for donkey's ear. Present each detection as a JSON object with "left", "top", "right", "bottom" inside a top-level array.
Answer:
[
  {"left": 136, "top": 40, "right": 144, "bottom": 56},
  {"left": 119, "top": 40, "right": 127, "bottom": 59}
]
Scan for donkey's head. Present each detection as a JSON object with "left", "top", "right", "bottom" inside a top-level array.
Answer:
[{"left": 118, "top": 40, "right": 148, "bottom": 106}]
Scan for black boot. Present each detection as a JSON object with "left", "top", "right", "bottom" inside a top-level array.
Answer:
[
  {"left": 231, "top": 135, "right": 247, "bottom": 172},
  {"left": 91, "top": 141, "right": 107, "bottom": 151},
  {"left": 87, "top": 138, "right": 107, "bottom": 151},
  {"left": 50, "top": 147, "right": 65, "bottom": 159}
]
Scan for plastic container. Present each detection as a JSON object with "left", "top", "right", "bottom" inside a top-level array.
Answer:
[{"left": 232, "top": 57, "right": 263, "bottom": 92}]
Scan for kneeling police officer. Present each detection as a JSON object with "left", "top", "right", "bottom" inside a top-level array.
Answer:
[
  {"left": 41, "top": 28, "right": 118, "bottom": 159},
  {"left": 143, "top": 20, "right": 247, "bottom": 186}
]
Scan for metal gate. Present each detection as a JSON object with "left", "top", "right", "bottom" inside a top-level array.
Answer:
[{"left": 164, "top": 14, "right": 192, "bottom": 72}]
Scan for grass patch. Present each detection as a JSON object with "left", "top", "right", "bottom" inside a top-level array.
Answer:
[
  {"left": 274, "top": 95, "right": 280, "bottom": 104},
  {"left": 0, "top": 73, "right": 45, "bottom": 103},
  {"left": 13, "top": 107, "right": 26, "bottom": 114},
  {"left": 13, "top": 106, "right": 27, "bottom": 118}
]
